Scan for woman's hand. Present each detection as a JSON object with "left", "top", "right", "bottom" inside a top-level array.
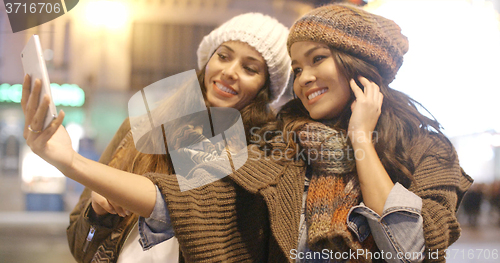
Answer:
[
  {"left": 348, "top": 77, "right": 393, "bottom": 215},
  {"left": 21, "top": 74, "right": 74, "bottom": 172},
  {"left": 21, "top": 74, "right": 157, "bottom": 218},
  {"left": 348, "top": 76, "right": 383, "bottom": 146},
  {"left": 91, "top": 191, "right": 131, "bottom": 217}
]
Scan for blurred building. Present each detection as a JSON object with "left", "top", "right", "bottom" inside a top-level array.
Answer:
[
  {"left": 0, "top": 0, "right": 312, "bottom": 153},
  {"left": 0, "top": 0, "right": 313, "bottom": 211}
]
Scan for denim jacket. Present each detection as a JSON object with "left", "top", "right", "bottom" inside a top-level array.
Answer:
[
  {"left": 138, "top": 186, "right": 175, "bottom": 250},
  {"left": 296, "top": 178, "right": 425, "bottom": 263}
]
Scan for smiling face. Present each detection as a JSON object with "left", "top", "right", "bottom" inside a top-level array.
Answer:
[
  {"left": 290, "top": 41, "right": 352, "bottom": 120},
  {"left": 204, "top": 41, "right": 268, "bottom": 110}
]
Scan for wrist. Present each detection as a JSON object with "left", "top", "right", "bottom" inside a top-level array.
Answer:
[
  {"left": 57, "top": 150, "right": 79, "bottom": 175},
  {"left": 349, "top": 132, "right": 374, "bottom": 148}
]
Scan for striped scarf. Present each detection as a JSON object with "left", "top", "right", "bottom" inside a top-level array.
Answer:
[{"left": 298, "top": 122, "right": 376, "bottom": 261}]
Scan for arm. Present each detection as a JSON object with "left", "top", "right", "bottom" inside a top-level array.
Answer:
[
  {"left": 66, "top": 118, "right": 132, "bottom": 261},
  {"left": 348, "top": 77, "right": 393, "bottom": 215},
  {"left": 347, "top": 77, "right": 424, "bottom": 262},
  {"left": 348, "top": 183, "right": 425, "bottom": 263},
  {"left": 68, "top": 154, "right": 156, "bottom": 217},
  {"left": 409, "top": 135, "right": 473, "bottom": 261},
  {"left": 143, "top": 145, "right": 302, "bottom": 263},
  {"left": 138, "top": 186, "right": 175, "bottom": 250},
  {"left": 21, "top": 75, "right": 156, "bottom": 218}
]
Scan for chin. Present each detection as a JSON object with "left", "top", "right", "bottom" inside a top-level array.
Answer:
[
  {"left": 309, "top": 110, "right": 337, "bottom": 121},
  {"left": 210, "top": 98, "right": 232, "bottom": 108},
  {"left": 309, "top": 113, "right": 326, "bottom": 121}
]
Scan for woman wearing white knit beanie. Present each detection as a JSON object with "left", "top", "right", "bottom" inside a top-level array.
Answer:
[
  {"left": 20, "top": 12, "right": 292, "bottom": 263},
  {"left": 197, "top": 12, "right": 291, "bottom": 103}
]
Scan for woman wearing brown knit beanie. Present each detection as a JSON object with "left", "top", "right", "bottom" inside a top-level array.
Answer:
[{"left": 257, "top": 3, "right": 473, "bottom": 263}]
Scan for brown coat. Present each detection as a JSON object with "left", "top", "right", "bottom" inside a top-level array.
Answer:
[
  {"left": 67, "top": 119, "right": 472, "bottom": 263},
  {"left": 147, "top": 133, "right": 473, "bottom": 262},
  {"left": 67, "top": 119, "right": 139, "bottom": 263}
]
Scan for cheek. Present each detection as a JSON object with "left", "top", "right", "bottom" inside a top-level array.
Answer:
[
  {"left": 243, "top": 76, "right": 265, "bottom": 96},
  {"left": 338, "top": 87, "right": 352, "bottom": 108},
  {"left": 293, "top": 83, "right": 301, "bottom": 98},
  {"left": 204, "top": 63, "right": 214, "bottom": 88},
  {"left": 204, "top": 55, "right": 219, "bottom": 78},
  {"left": 203, "top": 71, "right": 209, "bottom": 88}
]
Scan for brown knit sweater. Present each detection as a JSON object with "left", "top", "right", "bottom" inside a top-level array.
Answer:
[
  {"left": 67, "top": 119, "right": 472, "bottom": 263},
  {"left": 146, "top": 133, "right": 472, "bottom": 263}
]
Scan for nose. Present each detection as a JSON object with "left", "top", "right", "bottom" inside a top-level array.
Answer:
[
  {"left": 297, "top": 67, "right": 315, "bottom": 87},
  {"left": 222, "top": 61, "right": 239, "bottom": 81}
]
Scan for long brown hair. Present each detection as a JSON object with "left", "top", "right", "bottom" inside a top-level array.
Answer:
[
  {"left": 115, "top": 64, "right": 275, "bottom": 176},
  {"left": 258, "top": 48, "right": 455, "bottom": 187}
]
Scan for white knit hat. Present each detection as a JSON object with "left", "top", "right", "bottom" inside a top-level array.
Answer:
[{"left": 197, "top": 13, "right": 291, "bottom": 102}]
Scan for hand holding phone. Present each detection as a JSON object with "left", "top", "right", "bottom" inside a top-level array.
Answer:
[{"left": 21, "top": 34, "right": 57, "bottom": 131}]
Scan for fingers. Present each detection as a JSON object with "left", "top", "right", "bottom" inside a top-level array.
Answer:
[
  {"left": 349, "top": 79, "right": 364, "bottom": 98},
  {"left": 110, "top": 202, "right": 129, "bottom": 217},
  {"left": 351, "top": 77, "right": 383, "bottom": 105},
  {"left": 91, "top": 193, "right": 111, "bottom": 216},
  {"left": 35, "top": 110, "right": 65, "bottom": 143},
  {"left": 377, "top": 91, "right": 384, "bottom": 109},
  {"left": 91, "top": 191, "right": 130, "bottom": 217},
  {"left": 358, "top": 76, "right": 378, "bottom": 97},
  {"left": 26, "top": 79, "right": 42, "bottom": 116},
  {"left": 92, "top": 191, "right": 119, "bottom": 215},
  {"left": 23, "top": 78, "right": 42, "bottom": 139},
  {"left": 26, "top": 94, "right": 51, "bottom": 144},
  {"left": 21, "top": 74, "right": 31, "bottom": 113},
  {"left": 32, "top": 94, "right": 50, "bottom": 129}
]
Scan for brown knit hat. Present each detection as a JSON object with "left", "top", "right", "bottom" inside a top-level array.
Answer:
[{"left": 287, "top": 4, "right": 409, "bottom": 84}]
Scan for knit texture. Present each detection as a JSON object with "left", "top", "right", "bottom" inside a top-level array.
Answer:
[
  {"left": 68, "top": 121, "right": 472, "bottom": 262},
  {"left": 408, "top": 134, "right": 473, "bottom": 262},
  {"left": 197, "top": 13, "right": 291, "bottom": 101},
  {"left": 61, "top": 120, "right": 464, "bottom": 262},
  {"left": 147, "top": 142, "right": 305, "bottom": 263},
  {"left": 298, "top": 122, "right": 376, "bottom": 262},
  {"left": 146, "top": 132, "right": 471, "bottom": 262},
  {"left": 287, "top": 4, "right": 409, "bottom": 84}
]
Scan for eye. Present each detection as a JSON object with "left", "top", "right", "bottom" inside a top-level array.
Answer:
[
  {"left": 217, "top": 53, "right": 228, "bottom": 60},
  {"left": 313, "top": 55, "right": 326, "bottom": 64},
  {"left": 292, "top": 67, "right": 302, "bottom": 78},
  {"left": 244, "top": 66, "right": 259, "bottom": 75}
]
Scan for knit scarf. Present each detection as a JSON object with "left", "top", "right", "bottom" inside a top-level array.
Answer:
[{"left": 298, "top": 122, "right": 376, "bottom": 261}]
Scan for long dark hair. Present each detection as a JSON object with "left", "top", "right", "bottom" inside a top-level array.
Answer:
[
  {"left": 113, "top": 63, "right": 274, "bottom": 176},
  {"left": 258, "top": 48, "right": 455, "bottom": 187}
]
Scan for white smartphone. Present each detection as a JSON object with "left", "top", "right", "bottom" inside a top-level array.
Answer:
[{"left": 21, "top": 34, "right": 57, "bottom": 131}]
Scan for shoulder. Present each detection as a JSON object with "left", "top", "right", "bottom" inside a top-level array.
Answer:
[
  {"left": 225, "top": 144, "right": 305, "bottom": 193},
  {"left": 410, "top": 132, "right": 473, "bottom": 192},
  {"left": 409, "top": 132, "right": 456, "bottom": 165},
  {"left": 98, "top": 118, "right": 132, "bottom": 164}
]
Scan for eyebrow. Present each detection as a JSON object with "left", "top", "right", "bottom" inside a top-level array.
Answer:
[
  {"left": 219, "top": 44, "right": 266, "bottom": 67},
  {"left": 291, "top": 45, "right": 329, "bottom": 66}
]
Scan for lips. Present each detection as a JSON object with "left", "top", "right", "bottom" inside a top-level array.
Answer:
[
  {"left": 304, "top": 87, "right": 328, "bottom": 104},
  {"left": 213, "top": 81, "right": 237, "bottom": 97},
  {"left": 307, "top": 88, "right": 328, "bottom": 100}
]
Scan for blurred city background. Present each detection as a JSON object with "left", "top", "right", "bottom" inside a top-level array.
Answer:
[{"left": 0, "top": 0, "right": 500, "bottom": 262}]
